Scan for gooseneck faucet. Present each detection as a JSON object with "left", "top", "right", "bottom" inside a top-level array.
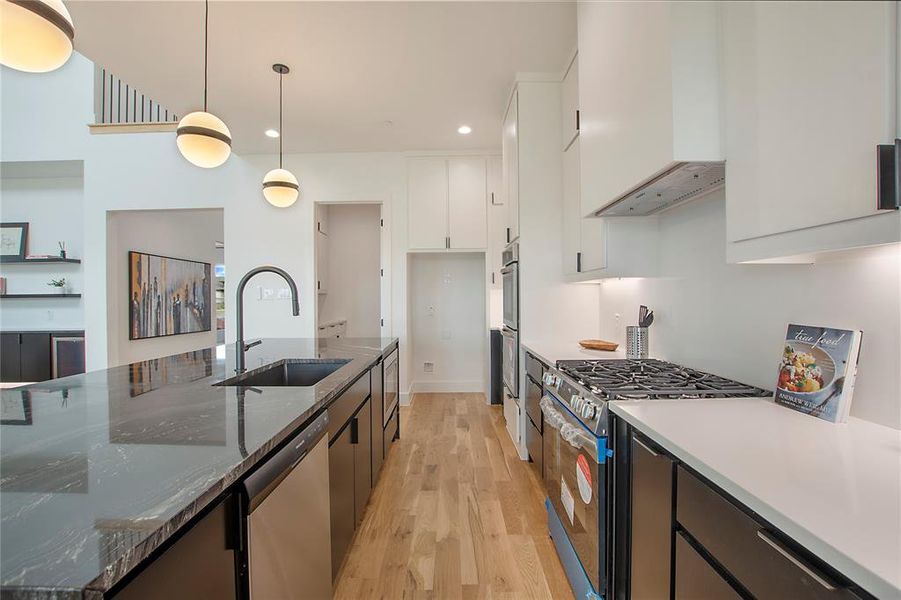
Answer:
[{"left": 235, "top": 265, "right": 300, "bottom": 373}]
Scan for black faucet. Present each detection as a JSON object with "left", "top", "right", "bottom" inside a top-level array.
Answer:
[{"left": 235, "top": 266, "right": 300, "bottom": 373}]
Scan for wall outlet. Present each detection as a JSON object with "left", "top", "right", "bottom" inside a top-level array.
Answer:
[
  {"left": 423, "top": 361, "right": 434, "bottom": 373},
  {"left": 276, "top": 287, "right": 291, "bottom": 300}
]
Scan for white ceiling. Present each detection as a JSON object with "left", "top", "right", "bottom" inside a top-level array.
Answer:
[{"left": 68, "top": 1, "right": 576, "bottom": 154}]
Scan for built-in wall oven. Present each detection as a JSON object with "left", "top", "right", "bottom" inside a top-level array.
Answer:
[
  {"left": 501, "top": 241, "right": 519, "bottom": 398},
  {"left": 501, "top": 242, "right": 519, "bottom": 330}
]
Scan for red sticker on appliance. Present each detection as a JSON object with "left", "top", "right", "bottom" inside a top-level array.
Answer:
[{"left": 576, "top": 454, "right": 592, "bottom": 504}]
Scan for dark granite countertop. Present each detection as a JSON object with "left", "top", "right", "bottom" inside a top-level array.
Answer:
[{"left": 0, "top": 337, "right": 398, "bottom": 599}]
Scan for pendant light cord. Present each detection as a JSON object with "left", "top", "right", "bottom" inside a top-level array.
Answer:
[
  {"left": 203, "top": 0, "right": 209, "bottom": 112},
  {"left": 279, "top": 70, "right": 283, "bottom": 168}
]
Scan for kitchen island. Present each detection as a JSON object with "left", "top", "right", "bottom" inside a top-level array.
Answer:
[{"left": 0, "top": 337, "right": 398, "bottom": 599}]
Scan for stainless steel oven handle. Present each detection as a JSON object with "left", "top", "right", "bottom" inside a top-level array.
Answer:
[
  {"left": 560, "top": 422, "right": 593, "bottom": 450},
  {"left": 539, "top": 396, "right": 564, "bottom": 430}
]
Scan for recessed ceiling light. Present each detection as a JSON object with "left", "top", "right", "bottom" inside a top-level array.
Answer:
[
  {"left": 457, "top": 125, "right": 472, "bottom": 135},
  {"left": 265, "top": 129, "right": 280, "bottom": 138}
]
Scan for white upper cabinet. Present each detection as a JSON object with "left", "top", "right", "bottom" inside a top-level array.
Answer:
[
  {"left": 562, "top": 140, "right": 581, "bottom": 275},
  {"left": 448, "top": 157, "right": 487, "bottom": 249},
  {"left": 577, "top": 1, "right": 722, "bottom": 216},
  {"left": 502, "top": 91, "right": 520, "bottom": 243},
  {"left": 408, "top": 158, "right": 448, "bottom": 250},
  {"left": 487, "top": 156, "right": 505, "bottom": 289},
  {"left": 724, "top": 1, "right": 900, "bottom": 260},
  {"left": 561, "top": 53, "right": 579, "bottom": 151},
  {"left": 407, "top": 156, "right": 488, "bottom": 251}
]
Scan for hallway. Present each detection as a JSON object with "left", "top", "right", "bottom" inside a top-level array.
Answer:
[{"left": 334, "top": 392, "right": 574, "bottom": 599}]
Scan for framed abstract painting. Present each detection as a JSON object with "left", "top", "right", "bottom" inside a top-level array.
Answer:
[{"left": 128, "top": 251, "right": 212, "bottom": 340}]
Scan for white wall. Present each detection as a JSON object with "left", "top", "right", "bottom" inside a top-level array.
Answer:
[
  {"left": 597, "top": 191, "right": 901, "bottom": 430},
  {"left": 0, "top": 165, "right": 84, "bottom": 331},
  {"left": 409, "top": 252, "right": 486, "bottom": 392},
  {"left": 318, "top": 203, "right": 382, "bottom": 338},
  {"left": 106, "top": 208, "right": 223, "bottom": 366}
]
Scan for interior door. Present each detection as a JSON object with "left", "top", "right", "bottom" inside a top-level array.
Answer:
[
  {"left": 408, "top": 158, "right": 448, "bottom": 249},
  {"left": 448, "top": 157, "right": 487, "bottom": 249}
]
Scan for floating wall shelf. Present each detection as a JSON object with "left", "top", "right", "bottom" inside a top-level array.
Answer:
[
  {"left": 0, "top": 257, "right": 81, "bottom": 264},
  {"left": 0, "top": 294, "right": 82, "bottom": 299}
]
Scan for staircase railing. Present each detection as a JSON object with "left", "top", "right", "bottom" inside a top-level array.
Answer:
[{"left": 93, "top": 66, "right": 177, "bottom": 126}]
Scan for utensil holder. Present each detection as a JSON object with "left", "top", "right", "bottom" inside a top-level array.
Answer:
[{"left": 626, "top": 326, "right": 648, "bottom": 359}]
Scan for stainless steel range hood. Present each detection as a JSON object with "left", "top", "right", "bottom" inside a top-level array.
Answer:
[{"left": 593, "top": 162, "right": 725, "bottom": 217}]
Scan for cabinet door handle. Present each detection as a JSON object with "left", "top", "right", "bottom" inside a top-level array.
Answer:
[
  {"left": 575, "top": 109, "right": 580, "bottom": 132},
  {"left": 491, "top": 272, "right": 495, "bottom": 285},
  {"left": 350, "top": 417, "right": 359, "bottom": 444},
  {"left": 506, "top": 227, "right": 511, "bottom": 243},
  {"left": 576, "top": 252, "right": 582, "bottom": 273},
  {"left": 756, "top": 530, "right": 837, "bottom": 591},
  {"left": 633, "top": 436, "right": 659, "bottom": 457}
]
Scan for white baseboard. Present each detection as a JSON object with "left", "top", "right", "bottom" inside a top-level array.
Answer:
[{"left": 410, "top": 380, "right": 486, "bottom": 394}]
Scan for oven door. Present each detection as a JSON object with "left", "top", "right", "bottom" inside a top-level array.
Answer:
[
  {"left": 541, "top": 394, "right": 606, "bottom": 594},
  {"left": 501, "top": 263, "right": 518, "bottom": 330},
  {"left": 501, "top": 326, "right": 518, "bottom": 397}
]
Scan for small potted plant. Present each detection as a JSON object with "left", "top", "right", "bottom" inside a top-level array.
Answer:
[
  {"left": 48, "top": 278, "right": 69, "bottom": 294},
  {"left": 58, "top": 241, "right": 67, "bottom": 259}
]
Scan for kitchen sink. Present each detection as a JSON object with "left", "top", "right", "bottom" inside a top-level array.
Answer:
[{"left": 214, "top": 359, "right": 351, "bottom": 387}]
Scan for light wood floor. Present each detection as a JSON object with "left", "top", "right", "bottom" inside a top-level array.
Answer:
[{"left": 334, "top": 392, "right": 574, "bottom": 600}]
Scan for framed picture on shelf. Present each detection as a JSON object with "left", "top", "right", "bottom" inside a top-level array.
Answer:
[
  {"left": 128, "top": 251, "right": 212, "bottom": 340},
  {"left": 0, "top": 223, "right": 28, "bottom": 260}
]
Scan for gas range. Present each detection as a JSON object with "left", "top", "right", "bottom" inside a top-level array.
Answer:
[{"left": 542, "top": 359, "right": 770, "bottom": 436}]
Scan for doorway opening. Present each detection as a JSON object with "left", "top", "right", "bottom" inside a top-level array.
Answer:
[{"left": 315, "top": 203, "right": 383, "bottom": 339}]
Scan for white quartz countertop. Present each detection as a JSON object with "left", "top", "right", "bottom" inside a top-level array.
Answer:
[
  {"left": 610, "top": 397, "right": 901, "bottom": 599},
  {"left": 522, "top": 339, "right": 628, "bottom": 366}
]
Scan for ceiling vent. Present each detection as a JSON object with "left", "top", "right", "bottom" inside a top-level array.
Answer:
[{"left": 594, "top": 162, "right": 725, "bottom": 217}]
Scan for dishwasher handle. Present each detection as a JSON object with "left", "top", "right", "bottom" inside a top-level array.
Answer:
[{"left": 243, "top": 411, "right": 329, "bottom": 513}]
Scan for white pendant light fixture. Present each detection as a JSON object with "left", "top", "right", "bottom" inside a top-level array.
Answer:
[
  {"left": 0, "top": 0, "right": 74, "bottom": 73},
  {"left": 262, "top": 63, "right": 299, "bottom": 208},
  {"left": 176, "top": 0, "right": 231, "bottom": 169}
]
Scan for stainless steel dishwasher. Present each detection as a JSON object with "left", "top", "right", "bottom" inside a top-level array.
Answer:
[{"left": 242, "top": 411, "right": 331, "bottom": 599}]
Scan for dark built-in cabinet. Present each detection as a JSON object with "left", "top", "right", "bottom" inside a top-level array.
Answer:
[
  {"left": 629, "top": 433, "right": 674, "bottom": 600},
  {"left": 328, "top": 345, "right": 401, "bottom": 582},
  {"left": 0, "top": 331, "right": 85, "bottom": 383}
]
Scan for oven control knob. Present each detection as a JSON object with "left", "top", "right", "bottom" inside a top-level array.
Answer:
[
  {"left": 571, "top": 395, "right": 583, "bottom": 410},
  {"left": 583, "top": 403, "right": 596, "bottom": 420}
]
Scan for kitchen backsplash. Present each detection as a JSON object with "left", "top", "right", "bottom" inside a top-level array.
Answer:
[{"left": 597, "top": 190, "right": 901, "bottom": 430}]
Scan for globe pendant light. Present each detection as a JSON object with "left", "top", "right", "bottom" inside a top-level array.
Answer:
[
  {"left": 262, "top": 63, "right": 299, "bottom": 208},
  {"left": 0, "top": 0, "right": 74, "bottom": 73},
  {"left": 176, "top": 0, "right": 231, "bottom": 169}
]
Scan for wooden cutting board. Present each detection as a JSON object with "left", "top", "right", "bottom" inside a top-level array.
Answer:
[{"left": 579, "top": 339, "right": 619, "bottom": 352}]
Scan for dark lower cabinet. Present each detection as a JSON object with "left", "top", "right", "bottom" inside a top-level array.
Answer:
[
  {"left": 371, "top": 360, "right": 385, "bottom": 482},
  {"left": 675, "top": 532, "right": 740, "bottom": 600},
  {"left": 677, "top": 466, "right": 857, "bottom": 599},
  {"left": 329, "top": 422, "right": 356, "bottom": 582},
  {"left": 384, "top": 405, "right": 399, "bottom": 458},
  {"left": 1, "top": 333, "right": 51, "bottom": 382},
  {"left": 630, "top": 433, "right": 674, "bottom": 600},
  {"left": 352, "top": 397, "right": 372, "bottom": 526},
  {"left": 113, "top": 497, "right": 237, "bottom": 600}
]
